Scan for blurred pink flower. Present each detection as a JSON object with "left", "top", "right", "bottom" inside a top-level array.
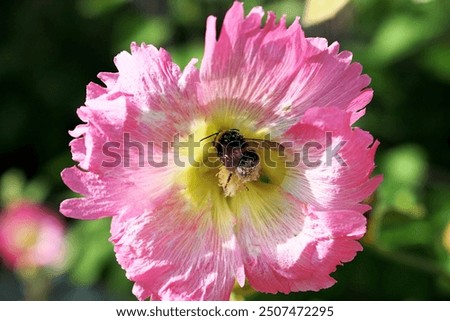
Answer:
[
  {"left": 0, "top": 202, "right": 65, "bottom": 269},
  {"left": 61, "top": 1, "right": 381, "bottom": 300}
]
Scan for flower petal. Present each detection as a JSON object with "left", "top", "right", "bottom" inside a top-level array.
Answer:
[
  {"left": 110, "top": 190, "right": 244, "bottom": 301},
  {"left": 200, "top": 2, "right": 372, "bottom": 134},
  {"left": 0, "top": 202, "right": 65, "bottom": 269},
  {"left": 60, "top": 161, "right": 175, "bottom": 220},
  {"left": 283, "top": 106, "right": 382, "bottom": 210},
  {"left": 233, "top": 188, "right": 306, "bottom": 293},
  {"left": 111, "top": 43, "right": 202, "bottom": 141},
  {"left": 61, "top": 44, "right": 202, "bottom": 220},
  {"left": 240, "top": 195, "right": 368, "bottom": 293},
  {"left": 70, "top": 43, "right": 201, "bottom": 172}
]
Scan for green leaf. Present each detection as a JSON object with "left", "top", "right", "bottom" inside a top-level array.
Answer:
[
  {"left": 168, "top": 42, "right": 203, "bottom": 70},
  {"left": 420, "top": 44, "right": 450, "bottom": 83},
  {"left": 375, "top": 145, "right": 428, "bottom": 218},
  {"left": 392, "top": 187, "right": 426, "bottom": 218},
  {"left": 66, "top": 219, "right": 114, "bottom": 286},
  {"left": 266, "top": 0, "right": 305, "bottom": 24},
  {"left": 370, "top": 14, "right": 427, "bottom": 65},
  {"left": 0, "top": 169, "right": 26, "bottom": 207},
  {"left": 22, "top": 178, "right": 50, "bottom": 204},
  {"left": 0, "top": 169, "right": 50, "bottom": 206},
  {"left": 112, "top": 15, "right": 173, "bottom": 53},
  {"left": 77, "top": 0, "right": 128, "bottom": 18},
  {"left": 168, "top": 0, "right": 202, "bottom": 25},
  {"left": 368, "top": 1, "right": 449, "bottom": 66},
  {"left": 382, "top": 144, "right": 428, "bottom": 188},
  {"left": 429, "top": 185, "right": 450, "bottom": 271},
  {"left": 379, "top": 221, "right": 433, "bottom": 250},
  {"left": 105, "top": 263, "right": 134, "bottom": 300}
]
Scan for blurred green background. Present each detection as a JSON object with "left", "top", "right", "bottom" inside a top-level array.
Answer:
[{"left": 0, "top": 0, "right": 449, "bottom": 300}]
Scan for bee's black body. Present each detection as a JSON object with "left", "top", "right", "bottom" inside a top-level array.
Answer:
[{"left": 213, "top": 129, "right": 260, "bottom": 178}]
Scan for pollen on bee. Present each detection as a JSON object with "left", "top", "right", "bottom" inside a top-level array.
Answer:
[{"left": 217, "top": 165, "right": 261, "bottom": 197}]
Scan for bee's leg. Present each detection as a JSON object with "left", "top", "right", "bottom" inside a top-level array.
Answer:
[{"left": 224, "top": 173, "right": 232, "bottom": 189}]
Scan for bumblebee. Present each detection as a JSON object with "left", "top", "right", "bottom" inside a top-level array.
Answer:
[
  {"left": 212, "top": 129, "right": 260, "bottom": 180},
  {"left": 201, "top": 129, "right": 282, "bottom": 195}
]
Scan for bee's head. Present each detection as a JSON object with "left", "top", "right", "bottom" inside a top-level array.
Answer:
[{"left": 218, "top": 129, "right": 244, "bottom": 146}]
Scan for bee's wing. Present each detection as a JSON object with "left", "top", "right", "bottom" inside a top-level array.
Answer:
[{"left": 245, "top": 138, "right": 285, "bottom": 153}]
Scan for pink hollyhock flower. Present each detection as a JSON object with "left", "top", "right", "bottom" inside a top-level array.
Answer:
[
  {"left": 60, "top": 1, "right": 381, "bottom": 300},
  {"left": 0, "top": 202, "right": 65, "bottom": 269}
]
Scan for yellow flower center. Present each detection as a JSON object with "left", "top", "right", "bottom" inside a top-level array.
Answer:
[
  {"left": 14, "top": 223, "right": 40, "bottom": 250},
  {"left": 176, "top": 110, "right": 289, "bottom": 226}
]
